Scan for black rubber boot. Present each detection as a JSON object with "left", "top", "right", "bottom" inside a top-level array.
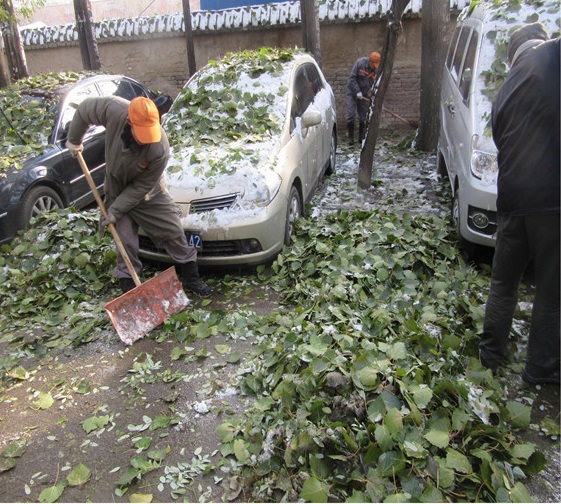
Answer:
[
  {"left": 347, "top": 122, "right": 354, "bottom": 145},
  {"left": 180, "top": 261, "right": 211, "bottom": 297},
  {"left": 358, "top": 122, "right": 366, "bottom": 143},
  {"left": 119, "top": 277, "right": 136, "bottom": 294}
]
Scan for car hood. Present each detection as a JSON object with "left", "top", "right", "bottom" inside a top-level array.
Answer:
[{"left": 165, "top": 135, "right": 282, "bottom": 202}]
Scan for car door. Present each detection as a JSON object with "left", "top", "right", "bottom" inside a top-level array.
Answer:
[
  {"left": 288, "top": 64, "right": 320, "bottom": 198},
  {"left": 55, "top": 81, "right": 105, "bottom": 206},
  {"left": 304, "top": 63, "right": 329, "bottom": 183}
]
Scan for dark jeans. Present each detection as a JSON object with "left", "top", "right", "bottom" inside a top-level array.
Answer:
[{"left": 479, "top": 213, "right": 560, "bottom": 377}]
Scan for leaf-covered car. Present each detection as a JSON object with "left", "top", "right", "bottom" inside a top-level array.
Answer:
[
  {"left": 138, "top": 47, "right": 337, "bottom": 267},
  {"left": 0, "top": 72, "right": 172, "bottom": 245}
]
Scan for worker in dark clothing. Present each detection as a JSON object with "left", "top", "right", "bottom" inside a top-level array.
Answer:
[
  {"left": 346, "top": 51, "right": 380, "bottom": 145},
  {"left": 66, "top": 96, "right": 211, "bottom": 297},
  {"left": 479, "top": 23, "right": 560, "bottom": 384}
]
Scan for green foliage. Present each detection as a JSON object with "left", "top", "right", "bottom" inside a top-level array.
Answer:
[
  {"left": 211, "top": 209, "right": 541, "bottom": 502},
  {"left": 0, "top": 71, "right": 94, "bottom": 172},
  {"left": 165, "top": 47, "right": 297, "bottom": 177}
]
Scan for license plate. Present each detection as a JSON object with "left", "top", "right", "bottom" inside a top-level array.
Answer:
[{"left": 187, "top": 233, "right": 202, "bottom": 249}]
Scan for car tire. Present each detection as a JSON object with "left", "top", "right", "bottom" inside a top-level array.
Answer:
[
  {"left": 20, "top": 186, "right": 64, "bottom": 229},
  {"left": 325, "top": 129, "right": 337, "bottom": 176},
  {"left": 436, "top": 149, "right": 447, "bottom": 177},
  {"left": 452, "top": 189, "right": 476, "bottom": 260},
  {"left": 284, "top": 185, "right": 302, "bottom": 246}
]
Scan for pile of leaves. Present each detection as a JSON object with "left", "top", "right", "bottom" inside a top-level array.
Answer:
[
  {"left": 0, "top": 71, "right": 91, "bottom": 172},
  {"left": 212, "top": 209, "right": 545, "bottom": 502},
  {"left": 0, "top": 209, "right": 116, "bottom": 384}
]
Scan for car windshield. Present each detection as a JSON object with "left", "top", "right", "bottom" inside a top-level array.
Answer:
[
  {"left": 164, "top": 47, "right": 297, "bottom": 179},
  {"left": 0, "top": 72, "right": 82, "bottom": 173}
]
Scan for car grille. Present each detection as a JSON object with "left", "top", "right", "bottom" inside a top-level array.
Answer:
[
  {"left": 138, "top": 235, "right": 247, "bottom": 257},
  {"left": 190, "top": 193, "right": 238, "bottom": 213}
]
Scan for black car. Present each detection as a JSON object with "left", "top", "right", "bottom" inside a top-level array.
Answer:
[{"left": 0, "top": 72, "right": 172, "bottom": 244}]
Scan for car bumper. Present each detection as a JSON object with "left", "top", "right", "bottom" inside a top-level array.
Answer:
[
  {"left": 458, "top": 178, "right": 497, "bottom": 247},
  {"left": 138, "top": 195, "right": 288, "bottom": 267}
]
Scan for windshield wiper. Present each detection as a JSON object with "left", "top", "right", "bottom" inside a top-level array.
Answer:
[{"left": 0, "top": 104, "right": 27, "bottom": 145}]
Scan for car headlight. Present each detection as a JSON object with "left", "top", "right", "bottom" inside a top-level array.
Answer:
[
  {"left": 243, "top": 169, "right": 282, "bottom": 207},
  {"left": 470, "top": 150, "right": 498, "bottom": 186}
]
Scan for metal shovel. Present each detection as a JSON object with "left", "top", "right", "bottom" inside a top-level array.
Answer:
[{"left": 76, "top": 151, "right": 189, "bottom": 345}]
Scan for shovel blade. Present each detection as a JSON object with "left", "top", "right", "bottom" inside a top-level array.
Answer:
[{"left": 105, "top": 267, "right": 189, "bottom": 345}]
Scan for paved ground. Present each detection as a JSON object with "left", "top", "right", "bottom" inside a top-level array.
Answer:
[{"left": 0, "top": 133, "right": 559, "bottom": 502}]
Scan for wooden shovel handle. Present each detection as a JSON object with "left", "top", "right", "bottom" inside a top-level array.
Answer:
[{"left": 76, "top": 151, "right": 141, "bottom": 287}]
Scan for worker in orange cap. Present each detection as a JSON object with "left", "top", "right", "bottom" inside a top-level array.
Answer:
[
  {"left": 346, "top": 51, "right": 381, "bottom": 146},
  {"left": 65, "top": 96, "right": 211, "bottom": 297}
]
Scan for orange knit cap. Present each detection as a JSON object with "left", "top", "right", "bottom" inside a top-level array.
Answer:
[{"left": 369, "top": 51, "right": 381, "bottom": 68}]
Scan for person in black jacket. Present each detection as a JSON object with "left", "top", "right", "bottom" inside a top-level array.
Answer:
[
  {"left": 479, "top": 23, "right": 560, "bottom": 384},
  {"left": 346, "top": 51, "right": 380, "bottom": 145}
]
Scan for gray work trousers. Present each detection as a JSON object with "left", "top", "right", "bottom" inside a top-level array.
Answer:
[{"left": 112, "top": 213, "right": 197, "bottom": 279}]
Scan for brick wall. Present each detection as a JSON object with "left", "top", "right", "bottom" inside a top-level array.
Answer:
[{"left": 22, "top": 16, "right": 450, "bottom": 135}]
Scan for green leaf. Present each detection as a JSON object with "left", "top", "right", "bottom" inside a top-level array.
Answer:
[
  {"left": 0, "top": 458, "right": 16, "bottom": 473},
  {"left": 378, "top": 451, "right": 406, "bottom": 477},
  {"left": 82, "top": 415, "right": 110, "bottom": 434},
  {"left": 300, "top": 476, "right": 328, "bottom": 503},
  {"left": 32, "top": 391, "right": 54, "bottom": 410},
  {"left": 506, "top": 400, "right": 531, "bottom": 428},
  {"left": 509, "top": 482, "right": 532, "bottom": 503},
  {"left": 424, "top": 429, "right": 449, "bottom": 449},
  {"left": 39, "top": 481, "right": 67, "bottom": 503},
  {"left": 217, "top": 422, "right": 237, "bottom": 442},
  {"left": 233, "top": 439, "right": 249, "bottom": 462},
  {"left": 129, "top": 494, "right": 153, "bottom": 503},
  {"left": 67, "top": 463, "right": 91, "bottom": 486},
  {"left": 445, "top": 448, "right": 472, "bottom": 474},
  {"left": 2, "top": 439, "right": 28, "bottom": 458},
  {"left": 511, "top": 443, "right": 535, "bottom": 460}
]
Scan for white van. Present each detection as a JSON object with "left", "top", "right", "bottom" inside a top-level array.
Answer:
[{"left": 437, "top": 0, "right": 559, "bottom": 255}]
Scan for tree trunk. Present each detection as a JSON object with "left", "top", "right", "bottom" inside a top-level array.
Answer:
[
  {"left": 0, "top": 35, "right": 11, "bottom": 86},
  {"left": 300, "top": 0, "right": 321, "bottom": 67},
  {"left": 73, "top": 0, "right": 101, "bottom": 71},
  {"left": 1, "top": 0, "right": 28, "bottom": 81},
  {"left": 182, "top": 0, "right": 196, "bottom": 78},
  {"left": 357, "top": 0, "right": 410, "bottom": 189},
  {"left": 416, "top": 0, "right": 449, "bottom": 151}
]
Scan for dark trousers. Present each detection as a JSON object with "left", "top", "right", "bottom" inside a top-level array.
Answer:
[{"left": 479, "top": 213, "right": 560, "bottom": 377}]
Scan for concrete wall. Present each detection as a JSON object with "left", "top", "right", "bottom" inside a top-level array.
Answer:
[{"left": 21, "top": 15, "right": 453, "bottom": 135}]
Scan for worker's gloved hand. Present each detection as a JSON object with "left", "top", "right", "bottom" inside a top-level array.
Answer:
[
  {"left": 356, "top": 92, "right": 363, "bottom": 100},
  {"left": 66, "top": 140, "right": 84, "bottom": 157},
  {"left": 102, "top": 211, "right": 116, "bottom": 227}
]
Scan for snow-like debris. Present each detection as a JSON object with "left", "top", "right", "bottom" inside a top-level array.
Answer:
[{"left": 21, "top": 0, "right": 472, "bottom": 48}]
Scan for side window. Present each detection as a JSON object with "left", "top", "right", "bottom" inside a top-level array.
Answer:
[
  {"left": 57, "top": 83, "right": 100, "bottom": 141},
  {"left": 451, "top": 27, "right": 470, "bottom": 83},
  {"left": 290, "top": 67, "right": 314, "bottom": 131},
  {"left": 305, "top": 63, "right": 323, "bottom": 98},
  {"left": 459, "top": 30, "right": 478, "bottom": 101},
  {"left": 446, "top": 27, "right": 461, "bottom": 70}
]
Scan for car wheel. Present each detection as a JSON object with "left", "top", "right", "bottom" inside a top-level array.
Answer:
[
  {"left": 452, "top": 189, "right": 476, "bottom": 259},
  {"left": 284, "top": 185, "right": 302, "bottom": 246},
  {"left": 20, "top": 186, "right": 64, "bottom": 228},
  {"left": 325, "top": 129, "right": 337, "bottom": 176}
]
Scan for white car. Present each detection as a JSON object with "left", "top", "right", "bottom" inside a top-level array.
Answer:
[
  {"left": 139, "top": 47, "right": 337, "bottom": 267},
  {"left": 437, "top": 0, "right": 558, "bottom": 255}
]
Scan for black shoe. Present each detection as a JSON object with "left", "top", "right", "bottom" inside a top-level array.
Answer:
[
  {"left": 119, "top": 277, "right": 136, "bottom": 294},
  {"left": 180, "top": 262, "right": 211, "bottom": 297},
  {"left": 184, "top": 278, "right": 212, "bottom": 297},
  {"left": 522, "top": 369, "right": 560, "bottom": 385}
]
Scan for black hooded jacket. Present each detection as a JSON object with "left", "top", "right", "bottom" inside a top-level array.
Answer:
[{"left": 492, "top": 38, "right": 560, "bottom": 216}]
